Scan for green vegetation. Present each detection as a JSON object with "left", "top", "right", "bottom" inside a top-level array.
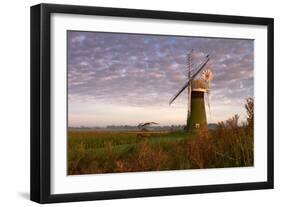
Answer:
[{"left": 68, "top": 98, "right": 254, "bottom": 175}]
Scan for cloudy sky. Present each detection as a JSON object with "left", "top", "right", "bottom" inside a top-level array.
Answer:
[{"left": 67, "top": 31, "right": 253, "bottom": 127}]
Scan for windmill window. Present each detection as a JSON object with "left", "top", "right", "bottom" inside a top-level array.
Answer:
[{"left": 195, "top": 123, "right": 200, "bottom": 128}]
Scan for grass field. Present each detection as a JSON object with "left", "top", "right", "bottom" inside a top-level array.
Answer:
[
  {"left": 68, "top": 98, "right": 254, "bottom": 175},
  {"left": 68, "top": 123, "right": 253, "bottom": 175}
]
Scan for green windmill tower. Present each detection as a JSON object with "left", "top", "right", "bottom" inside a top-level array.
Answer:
[{"left": 169, "top": 51, "right": 213, "bottom": 131}]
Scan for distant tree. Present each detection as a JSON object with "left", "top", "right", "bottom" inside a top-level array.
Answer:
[
  {"left": 137, "top": 122, "right": 158, "bottom": 131},
  {"left": 245, "top": 97, "right": 254, "bottom": 128}
]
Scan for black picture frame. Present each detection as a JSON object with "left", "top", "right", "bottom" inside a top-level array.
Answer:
[{"left": 30, "top": 3, "right": 274, "bottom": 204}]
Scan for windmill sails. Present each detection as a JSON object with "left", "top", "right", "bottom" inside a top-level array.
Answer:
[{"left": 169, "top": 55, "right": 210, "bottom": 105}]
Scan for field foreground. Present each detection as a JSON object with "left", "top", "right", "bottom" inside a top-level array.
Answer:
[{"left": 68, "top": 123, "right": 253, "bottom": 175}]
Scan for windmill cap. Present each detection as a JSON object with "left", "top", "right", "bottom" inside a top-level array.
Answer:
[{"left": 191, "top": 79, "right": 208, "bottom": 92}]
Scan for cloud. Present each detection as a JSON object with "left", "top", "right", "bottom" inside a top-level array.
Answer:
[{"left": 67, "top": 31, "right": 253, "bottom": 126}]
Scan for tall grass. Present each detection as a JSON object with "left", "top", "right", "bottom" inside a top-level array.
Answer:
[{"left": 68, "top": 125, "right": 253, "bottom": 174}]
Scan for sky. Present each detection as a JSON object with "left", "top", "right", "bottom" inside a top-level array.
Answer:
[{"left": 67, "top": 31, "right": 253, "bottom": 127}]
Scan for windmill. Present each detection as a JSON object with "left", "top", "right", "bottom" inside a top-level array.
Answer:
[{"left": 169, "top": 50, "right": 213, "bottom": 131}]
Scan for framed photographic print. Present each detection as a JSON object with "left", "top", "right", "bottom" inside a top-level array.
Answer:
[{"left": 30, "top": 3, "right": 274, "bottom": 203}]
